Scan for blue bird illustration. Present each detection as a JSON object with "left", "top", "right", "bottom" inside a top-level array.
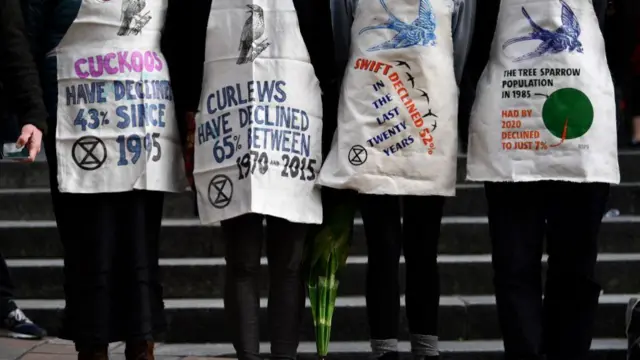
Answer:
[
  {"left": 502, "top": 0, "right": 583, "bottom": 62},
  {"left": 359, "top": 0, "right": 437, "bottom": 52}
]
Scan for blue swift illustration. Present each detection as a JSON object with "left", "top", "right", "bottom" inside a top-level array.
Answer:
[
  {"left": 359, "top": 0, "right": 437, "bottom": 52},
  {"left": 502, "top": 0, "right": 583, "bottom": 62}
]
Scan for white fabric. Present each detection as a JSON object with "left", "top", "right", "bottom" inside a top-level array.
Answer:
[
  {"left": 467, "top": 0, "right": 619, "bottom": 184},
  {"left": 193, "top": 0, "right": 323, "bottom": 224},
  {"left": 318, "top": 0, "right": 459, "bottom": 196},
  {"left": 54, "top": 0, "right": 186, "bottom": 193}
]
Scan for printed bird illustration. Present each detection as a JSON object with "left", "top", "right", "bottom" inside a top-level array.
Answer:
[
  {"left": 502, "top": 0, "right": 583, "bottom": 62},
  {"left": 118, "top": 0, "right": 146, "bottom": 36},
  {"left": 423, "top": 109, "right": 438, "bottom": 118},
  {"left": 237, "top": 4, "right": 270, "bottom": 65},
  {"left": 406, "top": 73, "right": 416, "bottom": 88},
  {"left": 431, "top": 122, "right": 438, "bottom": 132},
  {"left": 395, "top": 60, "right": 411, "bottom": 70},
  {"left": 417, "top": 89, "right": 430, "bottom": 103},
  {"left": 359, "top": 0, "right": 437, "bottom": 52}
]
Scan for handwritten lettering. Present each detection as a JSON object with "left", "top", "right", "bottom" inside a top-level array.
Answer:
[{"left": 74, "top": 51, "right": 163, "bottom": 79}]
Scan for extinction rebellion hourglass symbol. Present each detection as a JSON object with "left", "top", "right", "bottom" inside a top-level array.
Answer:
[
  {"left": 72, "top": 136, "right": 107, "bottom": 171},
  {"left": 208, "top": 175, "right": 233, "bottom": 209},
  {"left": 348, "top": 145, "right": 368, "bottom": 166}
]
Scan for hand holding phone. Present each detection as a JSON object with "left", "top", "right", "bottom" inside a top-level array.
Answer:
[
  {"left": 13, "top": 124, "right": 43, "bottom": 162},
  {"left": 2, "top": 142, "right": 29, "bottom": 159}
]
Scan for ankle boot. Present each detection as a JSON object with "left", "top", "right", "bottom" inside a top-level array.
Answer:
[
  {"left": 77, "top": 345, "right": 108, "bottom": 360},
  {"left": 125, "top": 340, "right": 154, "bottom": 360}
]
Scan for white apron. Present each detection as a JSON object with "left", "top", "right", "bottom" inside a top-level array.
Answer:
[
  {"left": 193, "top": 0, "right": 323, "bottom": 224},
  {"left": 318, "top": 0, "right": 459, "bottom": 196},
  {"left": 54, "top": 0, "right": 186, "bottom": 193},
  {"left": 467, "top": 0, "right": 619, "bottom": 183}
]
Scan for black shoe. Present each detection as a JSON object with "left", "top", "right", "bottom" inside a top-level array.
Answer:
[{"left": 0, "top": 302, "right": 47, "bottom": 339}]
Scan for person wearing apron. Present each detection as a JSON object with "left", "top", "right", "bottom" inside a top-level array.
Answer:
[
  {"left": 466, "top": 1, "right": 614, "bottom": 359},
  {"left": 175, "top": 1, "right": 331, "bottom": 359},
  {"left": 22, "top": 0, "right": 187, "bottom": 358},
  {"left": 326, "top": 1, "right": 475, "bottom": 359}
]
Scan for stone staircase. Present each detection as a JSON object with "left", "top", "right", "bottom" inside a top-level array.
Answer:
[{"left": 2, "top": 153, "right": 640, "bottom": 359}]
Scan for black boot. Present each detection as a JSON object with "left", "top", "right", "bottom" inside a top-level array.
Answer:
[{"left": 125, "top": 340, "right": 154, "bottom": 360}]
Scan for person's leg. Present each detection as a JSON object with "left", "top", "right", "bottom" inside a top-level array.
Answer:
[
  {"left": 222, "top": 214, "right": 264, "bottom": 360},
  {"left": 485, "top": 182, "right": 546, "bottom": 360},
  {"left": 542, "top": 182, "right": 609, "bottom": 360},
  {"left": 402, "top": 196, "right": 445, "bottom": 359},
  {"left": 359, "top": 194, "right": 402, "bottom": 359},
  {"left": 0, "top": 252, "right": 15, "bottom": 313},
  {"left": 109, "top": 190, "right": 165, "bottom": 359},
  {"left": 265, "top": 216, "right": 307, "bottom": 360},
  {"left": 54, "top": 193, "right": 117, "bottom": 354}
]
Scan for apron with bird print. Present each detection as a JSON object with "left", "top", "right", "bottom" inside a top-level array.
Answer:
[
  {"left": 193, "top": 0, "right": 323, "bottom": 224},
  {"left": 466, "top": 0, "right": 619, "bottom": 183},
  {"left": 53, "top": 0, "right": 186, "bottom": 193},
  {"left": 318, "top": 0, "right": 459, "bottom": 196}
]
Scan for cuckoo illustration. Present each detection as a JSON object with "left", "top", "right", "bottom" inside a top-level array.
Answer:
[
  {"left": 359, "top": 0, "right": 437, "bottom": 52},
  {"left": 237, "top": 4, "right": 270, "bottom": 65},
  {"left": 118, "top": 0, "right": 149, "bottom": 36},
  {"left": 502, "top": 0, "right": 583, "bottom": 62}
]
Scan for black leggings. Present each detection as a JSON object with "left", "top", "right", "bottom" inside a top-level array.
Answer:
[
  {"left": 359, "top": 195, "right": 445, "bottom": 340},
  {"left": 52, "top": 190, "right": 166, "bottom": 348},
  {"left": 486, "top": 181, "right": 608, "bottom": 360},
  {"left": 221, "top": 214, "right": 307, "bottom": 360}
]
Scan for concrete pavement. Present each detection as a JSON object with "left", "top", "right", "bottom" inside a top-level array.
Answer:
[{"left": 0, "top": 338, "right": 234, "bottom": 360}]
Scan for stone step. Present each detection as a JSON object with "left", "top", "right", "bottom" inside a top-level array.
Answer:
[
  {"left": 2, "top": 150, "right": 640, "bottom": 189},
  {"left": 0, "top": 181, "right": 639, "bottom": 220},
  {"left": 14, "top": 295, "right": 636, "bottom": 343},
  {"left": 2, "top": 216, "right": 640, "bottom": 258},
  {"left": 1, "top": 339, "right": 628, "bottom": 360},
  {"left": 6, "top": 254, "right": 640, "bottom": 299},
  {"left": 99, "top": 340, "right": 632, "bottom": 359}
]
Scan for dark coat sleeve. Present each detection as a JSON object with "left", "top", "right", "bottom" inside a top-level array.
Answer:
[
  {"left": 294, "top": 0, "right": 339, "bottom": 159},
  {"left": 0, "top": 0, "right": 47, "bottom": 133},
  {"left": 592, "top": 0, "right": 607, "bottom": 30},
  {"left": 163, "top": 0, "right": 211, "bottom": 116},
  {"left": 162, "top": 0, "right": 211, "bottom": 148}
]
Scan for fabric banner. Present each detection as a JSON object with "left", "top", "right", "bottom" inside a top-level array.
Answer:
[
  {"left": 318, "top": 0, "right": 459, "bottom": 196},
  {"left": 467, "top": 0, "right": 619, "bottom": 183},
  {"left": 54, "top": 0, "right": 186, "bottom": 193},
  {"left": 193, "top": 0, "right": 323, "bottom": 224}
]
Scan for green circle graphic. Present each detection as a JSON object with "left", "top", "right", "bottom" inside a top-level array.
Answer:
[{"left": 542, "top": 88, "right": 594, "bottom": 140}]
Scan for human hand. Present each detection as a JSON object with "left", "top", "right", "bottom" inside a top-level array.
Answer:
[{"left": 15, "top": 124, "right": 43, "bottom": 162}]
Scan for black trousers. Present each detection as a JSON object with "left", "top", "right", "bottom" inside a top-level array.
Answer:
[
  {"left": 485, "top": 181, "right": 609, "bottom": 360},
  {"left": 359, "top": 194, "right": 445, "bottom": 340},
  {"left": 51, "top": 189, "right": 166, "bottom": 348},
  {"left": 221, "top": 214, "right": 307, "bottom": 360},
  {"left": 0, "top": 252, "right": 15, "bottom": 316}
]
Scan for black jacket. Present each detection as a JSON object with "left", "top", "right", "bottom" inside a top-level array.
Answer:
[{"left": 0, "top": 0, "right": 47, "bottom": 132}]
